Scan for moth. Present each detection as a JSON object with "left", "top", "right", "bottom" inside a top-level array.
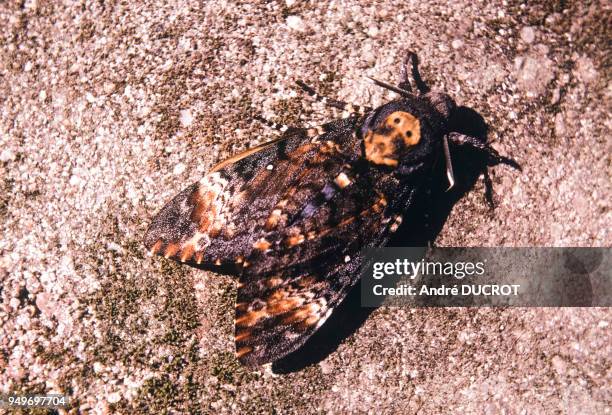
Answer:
[{"left": 144, "top": 52, "right": 517, "bottom": 366}]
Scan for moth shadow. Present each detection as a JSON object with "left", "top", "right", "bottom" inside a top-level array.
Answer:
[{"left": 272, "top": 106, "right": 506, "bottom": 374}]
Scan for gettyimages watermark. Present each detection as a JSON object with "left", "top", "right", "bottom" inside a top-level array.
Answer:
[{"left": 360, "top": 247, "right": 610, "bottom": 307}]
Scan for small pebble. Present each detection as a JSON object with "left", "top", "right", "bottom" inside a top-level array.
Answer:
[
  {"left": 103, "top": 81, "right": 116, "bottom": 94},
  {"left": 520, "top": 26, "right": 536, "bottom": 44},
  {"left": 173, "top": 163, "right": 186, "bottom": 175},
  {"left": 366, "top": 25, "right": 379, "bottom": 38},
  {"left": 0, "top": 149, "right": 16, "bottom": 162},
  {"left": 180, "top": 109, "right": 194, "bottom": 127},
  {"left": 551, "top": 355, "right": 567, "bottom": 375},
  {"left": 107, "top": 392, "right": 121, "bottom": 404},
  {"left": 286, "top": 15, "right": 306, "bottom": 32},
  {"left": 554, "top": 113, "right": 566, "bottom": 137},
  {"left": 451, "top": 39, "right": 464, "bottom": 49}
]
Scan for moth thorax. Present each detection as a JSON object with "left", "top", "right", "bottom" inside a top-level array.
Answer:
[{"left": 364, "top": 111, "right": 421, "bottom": 167}]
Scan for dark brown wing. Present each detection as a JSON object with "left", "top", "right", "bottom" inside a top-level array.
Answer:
[
  {"left": 233, "top": 183, "right": 422, "bottom": 366},
  {"left": 144, "top": 127, "right": 315, "bottom": 268},
  {"left": 234, "top": 254, "right": 365, "bottom": 366},
  {"left": 144, "top": 119, "right": 386, "bottom": 274}
]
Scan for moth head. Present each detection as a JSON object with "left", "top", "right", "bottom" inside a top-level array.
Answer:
[
  {"left": 360, "top": 94, "right": 455, "bottom": 169},
  {"left": 426, "top": 92, "right": 456, "bottom": 120}
]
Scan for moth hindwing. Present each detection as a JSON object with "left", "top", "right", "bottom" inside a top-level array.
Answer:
[{"left": 144, "top": 52, "right": 517, "bottom": 366}]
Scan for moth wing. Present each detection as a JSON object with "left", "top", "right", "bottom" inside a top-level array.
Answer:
[
  {"left": 144, "top": 120, "right": 360, "bottom": 274},
  {"left": 233, "top": 181, "right": 418, "bottom": 365},
  {"left": 144, "top": 129, "right": 316, "bottom": 273},
  {"left": 234, "top": 252, "right": 367, "bottom": 366}
]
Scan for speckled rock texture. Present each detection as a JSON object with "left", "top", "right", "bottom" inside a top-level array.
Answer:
[{"left": 0, "top": 0, "right": 610, "bottom": 413}]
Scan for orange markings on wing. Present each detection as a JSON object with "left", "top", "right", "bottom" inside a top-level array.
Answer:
[
  {"left": 235, "top": 330, "right": 252, "bottom": 342},
  {"left": 286, "top": 233, "right": 305, "bottom": 247},
  {"left": 236, "top": 345, "right": 253, "bottom": 358},
  {"left": 189, "top": 177, "right": 229, "bottom": 241},
  {"left": 315, "top": 196, "right": 388, "bottom": 239},
  {"left": 371, "top": 196, "right": 387, "bottom": 213},
  {"left": 209, "top": 222, "right": 223, "bottom": 238},
  {"left": 189, "top": 187, "right": 216, "bottom": 231},
  {"left": 267, "top": 297, "right": 304, "bottom": 315},
  {"left": 265, "top": 276, "right": 284, "bottom": 288},
  {"left": 253, "top": 238, "right": 272, "bottom": 251},
  {"left": 180, "top": 245, "right": 195, "bottom": 262},
  {"left": 265, "top": 209, "right": 283, "bottom": 230},
  {"left": 318, "top": 140, "right": 342, "bottom": 154},
  {"left": 294, "top": 315, "right": 322, "bottom": 332},
  {"left": 150, "top": 240, "right": 163, "bottom": 255},
  {"left": 334, "top": 172, "right": 351, "bottom": 188},
  {"left": 267, "top": 289, "right": 286, "bottom": 301},
  {"left": 235, "top": 309, "right": 269, "bottom": 327},
  {"left": 281, "top": 303, "right": 319, "bottom": 325},
  {"left": 304, "top": 315, "right": 320, "bottom": 326},
  {"left": 291, "top": 143, "right": 315, "bottom": 158},
  {"left": 296, "top": 275, "right": 317, "bottom": 287},
  {"left": 164, "top": 243, "right": 180, "bottom": 258}
]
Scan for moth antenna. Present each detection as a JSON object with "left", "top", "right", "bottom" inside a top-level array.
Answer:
[
  {"left": 443, "top": 135, "right": 455, "bottom": 191},
  {"left": 365, "top": 76, "right": 412, "bottom": 96},
  {"left": 254, "top": 115, "right": 290, "bottom": 133},
  {"left": 295, "top": 80, "right": 370, "bottom": 115}
]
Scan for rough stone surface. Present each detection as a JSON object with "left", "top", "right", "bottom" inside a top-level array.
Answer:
[{"left": 0, "top": 1, "right": 610, "bottom": 414}]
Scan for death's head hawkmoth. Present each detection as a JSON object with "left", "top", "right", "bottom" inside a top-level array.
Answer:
[{"left": 144, "top": 52, "right": 518, "bottom": 366}]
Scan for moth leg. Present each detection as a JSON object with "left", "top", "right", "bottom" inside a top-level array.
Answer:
[
  {"left": 398, "top": 51, "right": 430, "bottom": 94},
  {"left": 421, "top": 178, "right": 436, "bottom": 246},
  {"left": 447, "top": 132, "right": 521, "bottom": 170},
  {"left": 295, "top": 80, "right": 371, "bottom": 116},
  {"left": 483, "top": 169, "right": 495, "bottom": 209},
  {"left": 448, "top": 132, "right": 519, "bottom": 209}
]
